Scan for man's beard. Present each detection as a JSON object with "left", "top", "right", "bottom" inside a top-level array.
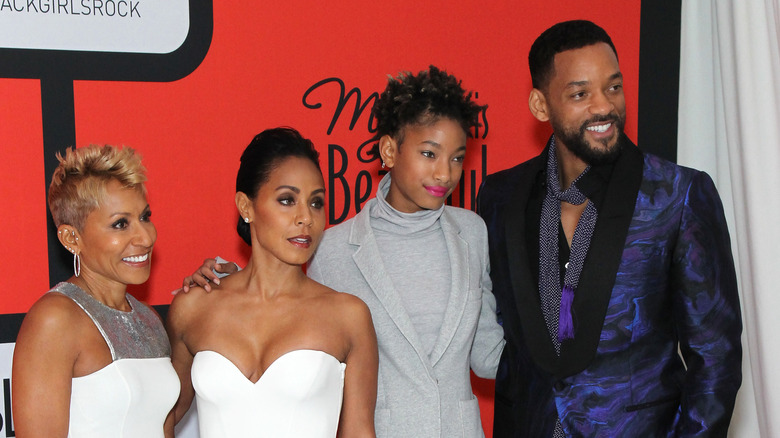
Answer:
[{"left": 553, "top": 113, "right": 625, "bottom": 166}]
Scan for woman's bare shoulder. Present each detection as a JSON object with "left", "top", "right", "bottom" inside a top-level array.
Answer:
[
  {"left": 16, "top": 291, "right": 90, "bottom": 350},
  {"left": 167, "top": 284, "right": 214, "bottom": 328},
  {"left": 307, "top": 279, "right": 356, "bottom": 302},
  {"left": 309, "top": 282, "right": 372, "bottom": 328},
  {"left": 24, "top": 291, "right": 85, "bottom": 327},
  {"left": 314, "top": 287, "right": 376, "bottom": 355}
]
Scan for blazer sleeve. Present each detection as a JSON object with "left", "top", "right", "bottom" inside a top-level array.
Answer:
[
  {"left": 672, "top": 171, "right": 742, "bottom": 437},
  {"left": 469, "top": 221, "right": 506, "bottom": 379}
]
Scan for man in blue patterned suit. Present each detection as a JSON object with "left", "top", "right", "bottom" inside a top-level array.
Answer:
[{"left": 478, "top": 20, "right": 742, "bottom": 437}]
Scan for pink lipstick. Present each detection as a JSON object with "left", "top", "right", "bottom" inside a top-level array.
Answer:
[{"left": 425, "top": 186, "right": 449, "bottom": 197}]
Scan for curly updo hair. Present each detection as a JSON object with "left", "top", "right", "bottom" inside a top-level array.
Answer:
[
  {"left": 235, "top": 127, "right": 321, "bottom": 246},
  {"left": 370, "top": 65, "right": 485, "bottom": 152},
  {"left": 529, "top": 20, "right": 618, "bottom": 90}
]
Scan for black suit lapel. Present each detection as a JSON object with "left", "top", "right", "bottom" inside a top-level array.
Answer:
[
  {"left": 557, "top": 136, "right": 644, "bottom": 377},
  {"left": 504, "top": 147, "right": 561, "bottom": 371}
]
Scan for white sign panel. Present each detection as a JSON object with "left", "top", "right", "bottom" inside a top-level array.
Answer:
[
  {"left": 0, "top": 0, "right": 190, "bottom": 54},
  {"left": 0, "top": 343, "right": 14, "bottom": 437}
]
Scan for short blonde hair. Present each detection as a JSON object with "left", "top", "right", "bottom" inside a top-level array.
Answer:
[{"left": 48, "top": 145, "right": 147, "bottom": 230}]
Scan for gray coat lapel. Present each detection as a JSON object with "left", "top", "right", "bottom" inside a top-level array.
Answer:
[
  {"left": 429, "top": 209, "right": 470, "bottom": 367},
  {"left": 348, "top": 208, "right": 429, "bottom": 364}
]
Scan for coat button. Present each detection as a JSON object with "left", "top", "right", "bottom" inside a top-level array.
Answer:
[{"left": 554, "top": 381, "right": 566, "bottom": 391}]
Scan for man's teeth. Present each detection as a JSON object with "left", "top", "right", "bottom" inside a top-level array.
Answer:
[
  {"left": 586, "top": 123, "right": 611, "bottom": 133},
  {"left": 123, "top": 254, "right": 149, "bottom": 262}
]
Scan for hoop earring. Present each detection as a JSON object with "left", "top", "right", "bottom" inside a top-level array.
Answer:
[{"left": 74, "top": 253, "right": 81, "bottom": 277}]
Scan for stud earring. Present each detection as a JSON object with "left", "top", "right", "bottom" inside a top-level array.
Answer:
[{"left": 244, "top": 217, "right": 250, "bottom": 223}]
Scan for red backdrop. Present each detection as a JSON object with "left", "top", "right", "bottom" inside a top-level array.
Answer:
[{"left": 0, "top": 2, "right": 640, "bottom": 434}]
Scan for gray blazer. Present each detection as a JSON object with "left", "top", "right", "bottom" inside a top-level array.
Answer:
[{"left": 308, "top": 201, "right": 505, "bottom": 438}]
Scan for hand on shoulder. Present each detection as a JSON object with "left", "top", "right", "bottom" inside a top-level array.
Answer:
[{"left": 181, "top": 256, "right": 240, "bottom": 293}]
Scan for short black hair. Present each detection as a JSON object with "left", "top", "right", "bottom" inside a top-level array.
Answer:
[
  {"left": 529, "top": 20, "right": 618, "bottom": 90},
  {"left": 235, "top": 127, "right": 321, "bottom": 245},
  {"left": 371, "top": 65, "right": 485, "bottom": 150}
]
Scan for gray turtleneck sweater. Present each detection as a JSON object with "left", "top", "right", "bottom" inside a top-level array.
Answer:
[{"left": 370, "top": 175, "right": 450, "bottom": 358}]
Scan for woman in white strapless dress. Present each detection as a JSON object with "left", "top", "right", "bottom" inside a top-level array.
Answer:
[
  {"left": 12, "top": 145, "right": 180, "bottom": 437},
  {"left": 166, "top": 128, "right": 378, "bottom": 437}
]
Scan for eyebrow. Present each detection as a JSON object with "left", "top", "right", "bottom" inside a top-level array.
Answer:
[
  {"left": 275, "top": 186, "right": 326, "bottom": 195},
  {"left": 109, "top": 204, "right": 151, "bottom": 217},
  {"left": 565, "top": 72, "right": 623, "bottom": 89},
  {"left": 420, "top": 140, "right": 468, "bottom": 152}
]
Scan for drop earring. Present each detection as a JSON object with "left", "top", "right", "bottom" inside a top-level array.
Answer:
[{"left": 73, "top": 253, "right": 81, "bottom": 277}]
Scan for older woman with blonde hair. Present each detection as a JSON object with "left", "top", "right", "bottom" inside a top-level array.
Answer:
[{"left": 12, "top": 145, "right": 180, "bottom": 437}]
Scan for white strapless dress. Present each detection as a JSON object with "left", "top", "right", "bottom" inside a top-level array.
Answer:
[
  {"left": 192, "top": 349, "right": 346, "bottom": 438},
  {"left": 69, "top": 358, "right": 179, "bottom": 437}
]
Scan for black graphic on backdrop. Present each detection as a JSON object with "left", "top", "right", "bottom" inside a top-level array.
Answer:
[{"left": 0, "top": 0, "right": 213, "bottom": 287}]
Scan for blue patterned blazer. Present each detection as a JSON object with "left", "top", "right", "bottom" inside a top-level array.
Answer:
[{"left": 477, "top": 136, "right": 741, "bottom": 437}]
